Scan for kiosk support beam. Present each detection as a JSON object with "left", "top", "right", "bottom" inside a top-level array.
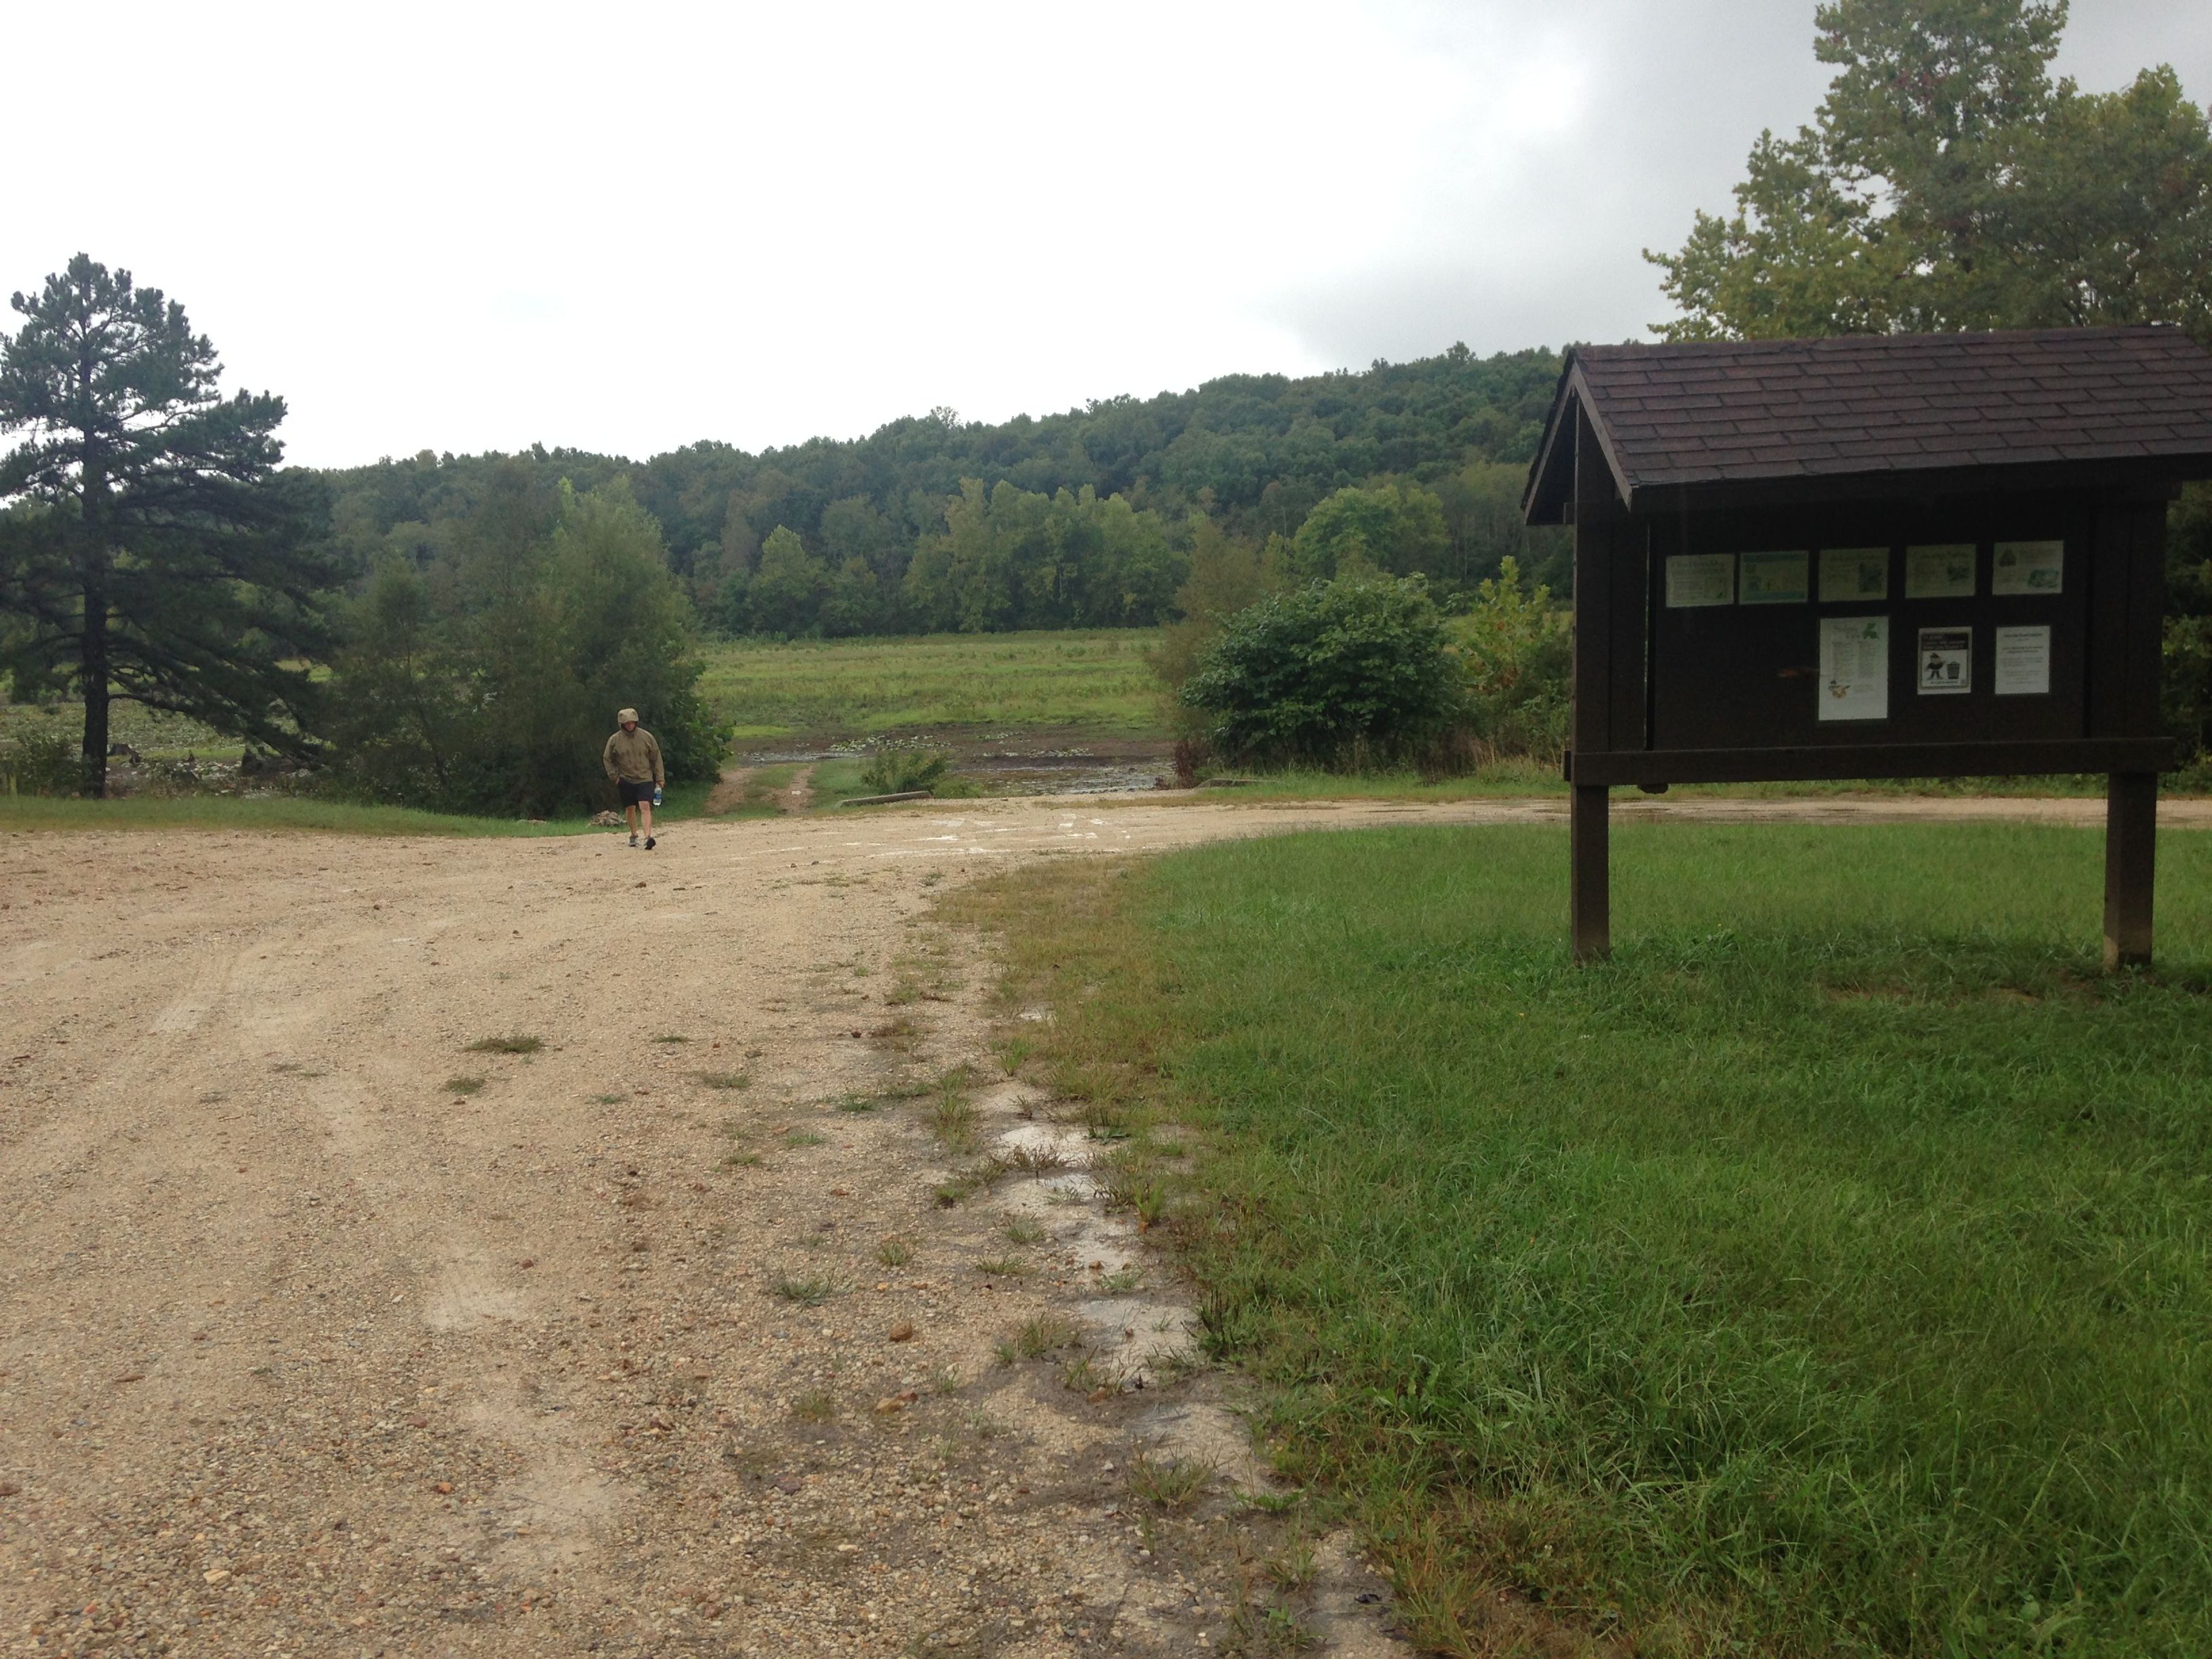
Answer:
[
  {"left": 1571, "top": 783, "right": 1610, "bottom": 963},
  {"left": 2103, "top": 771, "right": 2157, "bottom": 969}
]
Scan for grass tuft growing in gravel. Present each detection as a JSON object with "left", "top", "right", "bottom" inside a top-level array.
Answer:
[
  {"left": 995, "top": 1314, "right": 1080, "bottom": 1365},
  {"left": 465, "top": 1035, "right": 543, "bottom": 1055},
  {"left": 1126, "top": 1452, "right": 1214, "bottom": 1510},
  {"left": 925, "top": 1074, "right": 979, "bottom": 1155},
  {"left": 697, "top": 1071, "right": 750, "bottom": 1090},
  {"left": 443, "top": 1075, "right": 485, "bottom": 1096},
  {"left": 771, "top": 1274, "right": 840, "bottom": 1306}
]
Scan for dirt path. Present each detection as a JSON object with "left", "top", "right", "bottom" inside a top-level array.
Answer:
[
  {"left": 702, "top": 767, "right": 753, "bottom": 816},
  {"left": 3, "top": 793, "right": 2206, "bottom": 1658}
]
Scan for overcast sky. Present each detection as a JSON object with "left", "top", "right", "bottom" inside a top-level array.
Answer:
[{"left": 5, "top": 1, "right": 2204, "bottom": 468}]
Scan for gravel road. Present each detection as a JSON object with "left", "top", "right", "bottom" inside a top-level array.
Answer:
[{"left": 3, "top": 793, "right": 2201, "bottom": 1657}]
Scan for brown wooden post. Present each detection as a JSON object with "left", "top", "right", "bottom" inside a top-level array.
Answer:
[
  {"left": 1571, "top": 783, "right": 1610, "bottom": 962},
  {"left": 2104, "top": 771, "right": 2157, "bottom": 969},
  {"left": 1568, "top": 403, "right": 1619, "bottom": 963}
]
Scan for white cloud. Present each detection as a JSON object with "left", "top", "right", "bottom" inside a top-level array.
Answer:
[{"left": 3, "top": 0, "right": 2200, "bottom": 466}]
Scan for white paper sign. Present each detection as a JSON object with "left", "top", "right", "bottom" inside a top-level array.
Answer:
[
  {"left": 1666, "top": 553, "right": 1734, "bottom": 608},
  {"left": 1993, "top": 541, "right": 2063, "bottom": 596},
  {"left": 1819, "top": 615, "right": 1889, "bottom": 721},
  {"left": 1994, "top": 625, "right": 2052, "bottom": 695},
  {"left": 1820, "top": 547, "right": 1889, "bottom": 603},
  {"left": 1917, "top": 626, "right": 1972, "bottom": 695},
  {"left": 1740, "top": 551, "right": 1809, "bottom": 604},
  {"left": 1907, "top": 546, "right": 1978, "bottom": 599}
]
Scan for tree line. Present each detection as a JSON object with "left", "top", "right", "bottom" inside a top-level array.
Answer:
[
  {"left": 5, "top": 0, "right": 2209, "bottom": 808},
  {"left": 314, "top": 350, "right": 1572, "bottom": 641}
]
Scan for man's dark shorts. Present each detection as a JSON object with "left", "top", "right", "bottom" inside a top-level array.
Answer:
[{"left": 618, "top": 779, "right": 656, "bottom": 807}]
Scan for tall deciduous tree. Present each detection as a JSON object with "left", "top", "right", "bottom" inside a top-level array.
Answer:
[
  {"left": 1649, "top": 1, "right": 2212, "bottom": 344},
  {"left": 0, "top": 255, "right": 333, "bottom": 793}
]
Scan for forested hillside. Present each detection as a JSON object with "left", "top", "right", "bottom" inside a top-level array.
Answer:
[{"left": 313, "top": 345, "right": 1570, "bottom": 637}]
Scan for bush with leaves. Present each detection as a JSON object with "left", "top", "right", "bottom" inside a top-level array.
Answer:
[
  {"left": 1453, "top": 555, "right": 1571, "bottom": 761},
  {"left": 1180, "top": 575, "right": 1461, "bottom": 769},
  {"left": 327, "top": 476, "right": 730, "bottom": 816},
  {"left": 0, "top": 713, "right": 78, "bottom": 796},
  {"left": 857, "top": 740, "right": 953, "bottom": 796}
]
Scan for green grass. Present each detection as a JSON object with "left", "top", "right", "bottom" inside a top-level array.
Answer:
[
  {"left": 0, "top": 700, "right": 232, "bottom": 760},
  {"left": 965, "top": 821, "right": 2212, "bottom": 1657},
  {"left": 696, "top": 628, "right": 1164, "bottom": 742},
  {"left": 1184, "top": 763, "right": 2184, "bottom": 804},
  {"left": 0, "top": 777, "right": 717, "bottom": 836}
]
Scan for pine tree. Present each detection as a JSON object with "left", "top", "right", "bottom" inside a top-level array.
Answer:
[{"left": 0, "top": 255, "right": 334, "bottom": 794}]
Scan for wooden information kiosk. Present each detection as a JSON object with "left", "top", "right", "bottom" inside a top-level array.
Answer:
[{"left": 1521, "top": 326, "right": 2212, "bottom": 965}]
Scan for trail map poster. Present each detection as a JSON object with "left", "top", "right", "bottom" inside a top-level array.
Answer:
[{"left": 1819, "top": 615, "right": 1888, "bottom": 721}]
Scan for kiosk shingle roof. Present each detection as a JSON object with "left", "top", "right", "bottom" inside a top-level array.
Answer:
[{"left": 1524, "top": 325, "right": 2212, "bottom": 520}]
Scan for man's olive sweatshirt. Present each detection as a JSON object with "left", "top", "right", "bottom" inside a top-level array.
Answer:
[{"left": 603, "top": 727, "right": 664, "bottom": 785}]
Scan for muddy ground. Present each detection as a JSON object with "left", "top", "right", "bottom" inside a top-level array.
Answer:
[{"left": 4, "top": 793, "right": 2204, "bottom": 1658}]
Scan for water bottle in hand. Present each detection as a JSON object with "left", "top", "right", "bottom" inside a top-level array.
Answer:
[{"left": 652, "top": 784, "right": 662, "bottom": 808}]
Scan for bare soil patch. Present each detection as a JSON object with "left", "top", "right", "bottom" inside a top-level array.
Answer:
[
  {"left": 4, "top": 793, "right": 2200, "bottom": 1656},
  {"left": 0, "top": 800, "right": 1438, "bottom": 1657}
]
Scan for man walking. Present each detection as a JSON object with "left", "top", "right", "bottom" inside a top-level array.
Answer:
[{"left": 603, "top": 707, "right": 665, "bottom": 850}]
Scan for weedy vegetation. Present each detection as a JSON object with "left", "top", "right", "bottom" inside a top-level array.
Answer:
[
  {"left": 770, "top": 1274, "right": 840, "bottom": 1307},
  {"left": 1126, "top": 1452, "right": 1215, "bottom": 1511}
]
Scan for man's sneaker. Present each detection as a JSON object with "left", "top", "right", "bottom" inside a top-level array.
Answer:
[
  {"left": 629, "top": 832, "right": 639, "bottom": 847},
  {"left": 645, "top": 836, "right": 657, "bottom": 851}
]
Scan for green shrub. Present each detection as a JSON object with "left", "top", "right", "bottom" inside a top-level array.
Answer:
[
  {"left": 857, "top": 740, "right": 951, "bottom": 796},
  {"left": 0, "top": 717, "right": 81, "bottom": 796},
  {"left": 325, "top": 475, "right": 730, "bottom": 816},
  {"left": 1180, "top": 575, "right": 1460, "bottom": 768},
  {"left": 1453, "top": 555, "right": 1570, "bottom": 762},
  {"left": 2166, "top": 482, "right": 2212, "bottom": 767}
]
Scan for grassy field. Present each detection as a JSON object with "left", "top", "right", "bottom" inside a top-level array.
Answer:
[
  {"left": 959, "top": 821, "right": 2212, "bottom": 1657},
  {"left": 697, "top": 628, "right": 1164, "bottom": 742},
  {"left": 0, "top": 700, "right": 237, "bottom": 760}
]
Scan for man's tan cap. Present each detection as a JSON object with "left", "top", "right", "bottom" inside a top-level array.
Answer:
[{"left": 617, "top": 707, "right": 639, "bottom": 725}]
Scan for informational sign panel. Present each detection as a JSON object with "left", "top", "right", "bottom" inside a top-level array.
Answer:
[
  {"left": 1906, "top": 545, "right": 1976, "bottom": 598},
  {"left": 1819, "top": 616, "right": 1888, "bottom": 721},
  {"left": 1740, "top": 551, "right": 1808, "bottom": 604},
  {"left": 1665, "top": 554, "right": 1733, "bottom": 607},
  {"left": 1917, "top": 627, "right": 1972, "bottom": 694},
  {"left": 1993, "top": 541, "right": 2063, "bottom": 595},
  {"left": 1820, "top": 548, "right": 1889, "bottom": 602},
  {"left": 1995, "top": 625, "right": 2052, "bottom": 695},
  {"left": 1522, "top": 324, "right": 2210, "bottom": 969}
]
